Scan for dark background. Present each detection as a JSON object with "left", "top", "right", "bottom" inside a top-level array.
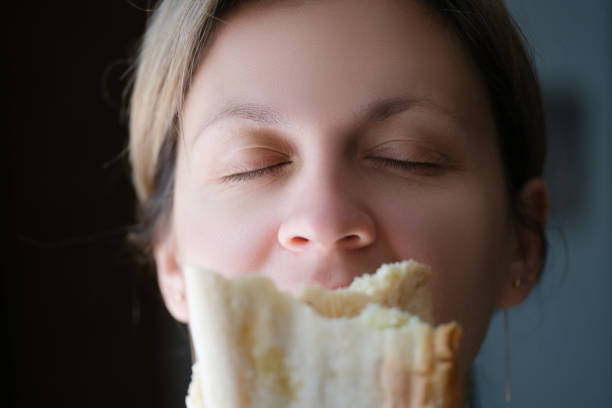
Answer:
[{"left": 4, "top": 2, "right": 191, "bottom": 407}]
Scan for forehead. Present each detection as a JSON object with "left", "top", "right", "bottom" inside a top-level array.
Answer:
[{"left": 182, "top": 0, "right": 494, "bottom": 140}]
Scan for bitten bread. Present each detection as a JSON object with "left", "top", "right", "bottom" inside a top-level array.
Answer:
[{"left": 184, "top": 260, "right": 463, "bottom": 408}]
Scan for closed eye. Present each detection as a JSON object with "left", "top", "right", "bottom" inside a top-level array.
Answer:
[
  {"left": 221, "top": 161, "right": 291, "bottom": 183},
  {"left": 365, "top": 157, "right": 442, "bottom": 175}
]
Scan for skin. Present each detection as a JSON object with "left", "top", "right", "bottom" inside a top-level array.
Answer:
[{"left": 154, "top": 0, "right": 548, "bottom": 381}]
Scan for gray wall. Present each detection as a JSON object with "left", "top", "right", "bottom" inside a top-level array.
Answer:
[{"left": 473, "top": 0, "right": 612, "bottom": 406}]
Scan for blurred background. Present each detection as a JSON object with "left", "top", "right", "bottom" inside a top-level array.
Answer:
[
  {"left": 3, "top": 2, "right": 191, "bottom": 407},
  {"left": 3, "top": 1, "right": 610, "bottom": 407},
  {"left": 473, "top": 0, "right": 612, "bottom": 406}
]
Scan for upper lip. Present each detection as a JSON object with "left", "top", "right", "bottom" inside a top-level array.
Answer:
[{"left": 293, "top": 255, "right": 399, "bottom": 290}]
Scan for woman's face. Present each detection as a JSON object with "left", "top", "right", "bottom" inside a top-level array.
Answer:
[{"left": 156, "top": 0, "right": 533, "bottom": 374}]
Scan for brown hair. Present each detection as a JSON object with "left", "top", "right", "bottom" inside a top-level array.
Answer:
[
  {"left": 128, "top": 0, "right": 546, "bottom": 257},
  {"left": 430, "top": 0, "right": 548, "bottom": 256}
]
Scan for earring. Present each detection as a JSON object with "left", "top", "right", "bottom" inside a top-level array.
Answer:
[
  {"left": 175, "top": 292, "right": 185, "bottom": 304},
  {"left": 504, "top": 308, "right": 512, "bottom": 403},
  {"left": 513, "top": 276, "right": 528, "bottom": 289}
]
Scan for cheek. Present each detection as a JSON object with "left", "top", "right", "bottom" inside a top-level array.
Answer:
[
  {"left": 377, "top": 181, "right": 511, "bottom": 366},
  {"left": 173, "top": 182, "right": 282, "bottom": 278}
]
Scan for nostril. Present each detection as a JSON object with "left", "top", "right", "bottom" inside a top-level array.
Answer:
[
  {"left": 290, "top": 236, "right": 310, "bottom": 246},
  {"left": 339, "top": 234, "right": 361, "bottom": 247}
]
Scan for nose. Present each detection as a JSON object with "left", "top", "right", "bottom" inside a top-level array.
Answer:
[{"left": 278, "top": 181, "right": 376, "bottom": 252}]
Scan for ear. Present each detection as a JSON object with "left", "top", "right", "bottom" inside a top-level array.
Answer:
[
  {"left": 154, "top": 232, "right": 189, "bottom": 323},
  {"left": 496, "top": 178, "right": 549, "bottom": 309}
]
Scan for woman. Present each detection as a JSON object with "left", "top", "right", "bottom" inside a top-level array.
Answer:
[{"left": 128, "top": 0, "right": 549, "bottom": 404}]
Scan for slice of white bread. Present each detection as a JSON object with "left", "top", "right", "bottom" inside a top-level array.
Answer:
[{"left": 184, "top": 260, "right": 463, "bottom": 408}]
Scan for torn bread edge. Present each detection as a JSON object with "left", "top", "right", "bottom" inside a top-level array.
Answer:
[{"left": 184, "top": 260, "right": 463, "bottom": 408}]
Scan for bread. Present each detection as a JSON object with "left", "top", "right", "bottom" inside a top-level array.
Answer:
[{"left": 184, "top": 260, "right": 463, "bottom": 408}]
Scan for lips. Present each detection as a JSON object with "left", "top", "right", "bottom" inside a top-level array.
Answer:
[{"left": 262, "top": 253, "right": 401, "bottom": 294}]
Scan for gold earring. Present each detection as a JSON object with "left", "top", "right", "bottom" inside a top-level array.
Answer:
[
  {"left": 504, "top": 308, "right": 512, "bottom": 403},
  {"left": 513, "top": 276, "right": 528, "bottom": 289},
  {"left": 175, "top": 292, "right": 185, "bottom": 303}
]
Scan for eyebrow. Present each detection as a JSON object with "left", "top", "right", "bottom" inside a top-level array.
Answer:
[
  {"left": 195, "top": 96, "right": 462, "bottom": 143},
  {"left": 195, "top": 103, "right": 283, "bottom": 139}
]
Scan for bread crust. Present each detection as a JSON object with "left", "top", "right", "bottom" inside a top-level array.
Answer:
[{"left": 380, "top": 322, "right": 463, "bottom": 408}]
